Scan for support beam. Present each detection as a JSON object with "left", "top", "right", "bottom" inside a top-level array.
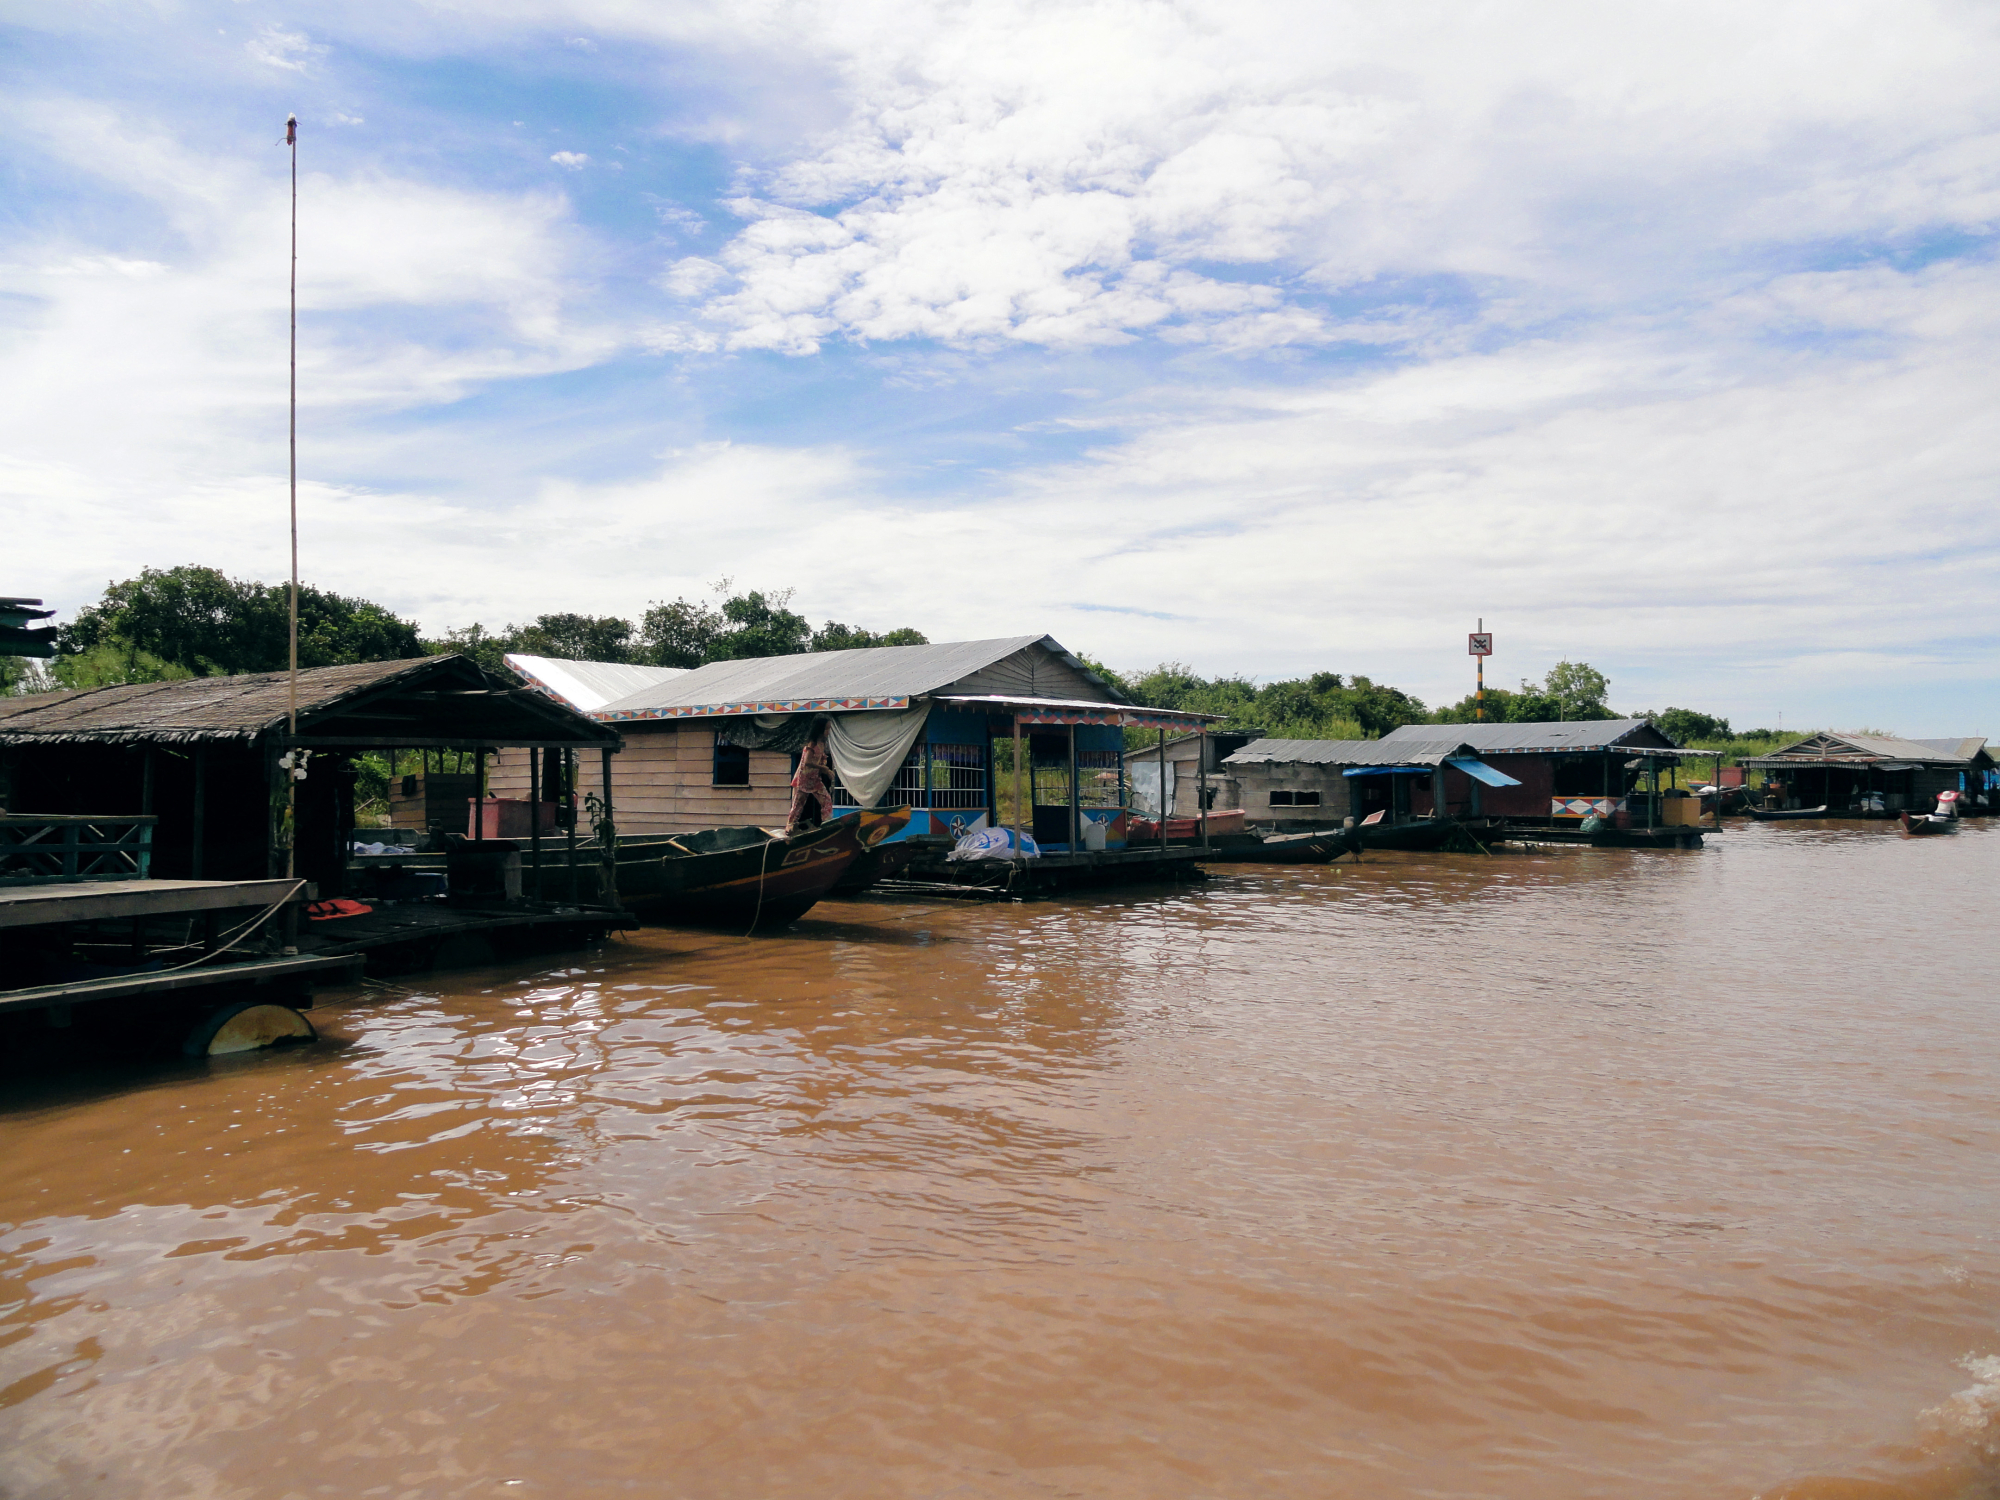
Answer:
[
  {"left": 1158, "top": 728, "right": 1168, "bottom": 852},
  {"left": 1068, "top": 723, "right": 1079, "bottom": 853},
  {"left": 1012, "top": 716, "right": 1024, "bottom": 857},
  {"left": 191, "top": 747, "right": 207, "bottom": 880},
  {"left": 529, "top": 745, "right": 543, "bottom": 900},
  {"left": 473, "top": 747, "right": 486, "bottom": 843},
  {"left": 1198, "top": 727, "right": 1209, "bottom": 849},
  {"left": 565, "top": 748, "right": 579, "bottom": 903},
  {"left": 599, "top": 748, "right": 618, "bottom": 908}
]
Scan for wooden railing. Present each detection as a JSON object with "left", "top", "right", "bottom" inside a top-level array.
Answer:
[{"left": 0, "top": 815, "right": 156, "bottom": 885}]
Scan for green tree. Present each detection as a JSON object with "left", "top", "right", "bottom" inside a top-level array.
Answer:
[
  {"left": 635, "top": 597, "right": 726, "bottom": 668},
  {"left": 1, "top": 657, "right": 57, "bottom": 695},
  {"left": 809, "top": 621, "right": 930, "bottom": 652},
  {"left": 59, "top": 565, "right": 424, "bottom": 677},
  {"left": 712, "top": 589, "right": 812, "bottom": 659},
  {"left": 1543, "top": 660, "right": 1612, "bottom": 720},
  {"left": 1630, "top": 706, "right": 1731, "bottom": 744}
]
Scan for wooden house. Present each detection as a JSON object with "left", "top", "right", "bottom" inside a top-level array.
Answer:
[
  {"left": 1739, "top": 732, "right": 1994, "bottom": 814},
  {"left": 1220, "top": 737, "right": 1522, "bottom": 828},
  {"left": 498, "top": 637, "right": 1213, "bottom": 851},
  {"left": 1373, "top": 719, "right": 1681, "bottom": 824},
  {"left": 0, "top": 656, "right": 620, "bottom": 896}
]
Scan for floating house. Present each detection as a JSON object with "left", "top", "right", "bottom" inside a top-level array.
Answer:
[
  {"left": 500, "top": 637, "right": 1214, "bottom": 852},
  {"left": 1217, "top": 721, "right": 1681, "bottom": 829},
  {"left": 0, "top": 656, "right": 621, "bottom": 895},
  {"left": 1372, "top": 719, "right": 1684, "bottom": 825},
  {"left": 1217, "top": 737, "right": 1523, "bottom": 827},
  {"left": 1739, "top": 732, "right": 1994, "bottom": 814}
]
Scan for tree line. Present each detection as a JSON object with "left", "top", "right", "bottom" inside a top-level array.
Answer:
[{"left": 4, "top": 564, "right": 1768, "bottom": 750}]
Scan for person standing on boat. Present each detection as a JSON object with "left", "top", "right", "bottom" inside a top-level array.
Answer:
[{"left": 788, "top": 719, "right": 835, "bottom": 835}]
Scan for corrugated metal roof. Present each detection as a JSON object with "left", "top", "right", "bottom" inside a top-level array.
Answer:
[
  {"left": 593, "top": 635, "right": 1127, "bottom": 719},
  {"left": 1911, "top": 737, "right": 1988, "bottom": 762},
  {"left": 1225, "top": 737, "right": 1476, "bottom": 767},
  {"left": 1379, "top": 719, "right": 1664, "bottom": 753},
  {"left": 1741, "top": 731, "right": 1990, "bottom": 767},
  {"left": 506, "top": 654, "right": 688, "bottom": 713}
]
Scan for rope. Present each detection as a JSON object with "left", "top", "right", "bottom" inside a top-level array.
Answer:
[
  {"left": 115, "top": 880, "right": 309, "bottom": 980},
  {"left": 747, "top": 836, "right": 775, "bottom": 936}
]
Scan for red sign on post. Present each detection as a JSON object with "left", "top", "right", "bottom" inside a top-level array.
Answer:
[{"left": 1468, "top": 633, "right": 1493, "bottom": 657}]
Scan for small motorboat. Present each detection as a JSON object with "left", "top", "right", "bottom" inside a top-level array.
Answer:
[
  {"left": 1900, "top": 812, "right": 1959, "bottom": 836},
  {"left": 1745, "top": 805, "right": 1830, "bottom": 821},
  {"left": 1195, "top": 827, "right": 1359, "bottom": 864}
]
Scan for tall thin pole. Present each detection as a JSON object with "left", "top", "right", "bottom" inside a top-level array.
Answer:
[
  {"left": 1476, "top": 616, "right": 1484, "bottom": 723},
  {"left": 287, "top": 113, "right": 299, "bottom": 731},
  {"left": 285, "top": 113, "right": 299, "bottom": 879}
]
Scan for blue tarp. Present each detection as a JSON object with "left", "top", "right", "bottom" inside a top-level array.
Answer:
[
  {"left": 1342, "top": 758, "right": 1521, "bottom": 787},
  {"left": 1447, "top": 756, "right": 1522, "bottom": 788}
]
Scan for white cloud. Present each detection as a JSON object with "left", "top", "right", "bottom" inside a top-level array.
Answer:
[
  {"left": 550, "top": 151, "right": 590, "bottom": 169},
  {"left": 615, "top": 0, "right": 2000, "bottom": 354},
  {"left": 244, "top": 26, "right": 324, "bottom": 73}
]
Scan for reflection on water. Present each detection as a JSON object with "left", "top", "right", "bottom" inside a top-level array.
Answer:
[{"left": 4, "top": 823, "right": 2000, "bottom": 1498}]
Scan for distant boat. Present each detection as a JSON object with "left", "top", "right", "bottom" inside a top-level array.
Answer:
[
  {"left": 1899, "top": 812, "right": 1959, "bottom": 836},
  {"left": 1746, "top": 805, "right": 1830, "bottom": 821}
]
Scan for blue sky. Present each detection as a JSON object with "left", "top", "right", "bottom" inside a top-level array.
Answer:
[{"left": 5, "top": 0, "right": 1998, "bottom": 732}]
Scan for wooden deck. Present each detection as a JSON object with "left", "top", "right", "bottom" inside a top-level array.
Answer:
[
  {"left": 0, "top": 877, "right": 306, "bottom": 929},
  {"left": 0, "top": 952, "right": 362, "bottom": 1016}
]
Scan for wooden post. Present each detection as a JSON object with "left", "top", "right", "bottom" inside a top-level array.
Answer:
[
  {"left": 1714, "top": 752, "right": 1724, "bottom": 829},
  {"left": 1067, "top": 722, "right": 1079, "bottom": 853},
  {"left": 1431, "top": 766, "right": 1446, "bottom": 825},
  {"left": 528, "top": 746, "right": 542, "bottom": 900},
  {"left": 192, "top": 746, "right": 207, "bottom": 879},
  {"left": 266, "top": 743, "right": 284, "bottom": 879},
  {"left": 564, "top": 748, "right": 579, "bottom": 903},
  {"left": 599, "top": 748, "right": 618, "bottom": 907},
  {"left": 1158, "top": 727, "right": 1168, "bottom": 851},
  {"left": 473, "top": 747, "right": 486, "bottom": 842},
  {"left": 1198, "top": 726, "right": 1209, "bottom": 849},
  {"left": 1012, "top": 716, "right": 1024, "bottom": 856}
]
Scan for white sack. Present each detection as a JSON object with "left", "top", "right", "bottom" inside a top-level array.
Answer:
[
  {"left": 825, "top": 702, "right": 932, "bottom": 809},
  {"left": 946, "top": 827, "right": 1039, "bottom": 861}
]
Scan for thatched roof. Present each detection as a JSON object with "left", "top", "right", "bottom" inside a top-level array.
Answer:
[{"left": 0, "top": 656, "right": 621, "bottom": 749}]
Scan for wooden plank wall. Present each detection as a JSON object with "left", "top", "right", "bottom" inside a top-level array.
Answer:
[{"left": 490, "top": 728, "right": 793, "bottom": 833}]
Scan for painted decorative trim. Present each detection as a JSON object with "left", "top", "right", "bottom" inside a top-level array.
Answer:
[{"left": 1551, "top": 797, "right": 1627, "bottom": 818}]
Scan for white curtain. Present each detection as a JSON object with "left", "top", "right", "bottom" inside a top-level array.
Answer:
[
  {"left": 1129, "top": 760, "right": 1178, "bottom": 817},
  {"left": 825, "top": 702, "right": 932, "bottom": 808}
]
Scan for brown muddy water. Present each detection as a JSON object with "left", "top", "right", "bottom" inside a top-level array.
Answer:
[{"left": 4, "top": 822, "right": 2000, "bottom": 1500}]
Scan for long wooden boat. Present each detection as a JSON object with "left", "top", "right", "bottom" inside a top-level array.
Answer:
[
  {"left": 1355, "top": 819, "right": 1459, "bottom": 852},
  {"left": 612, "top": 819, "right": 862, "bottom": 929},
  {"left": 1196, "top": 828, "right": 1359, "bottom": 864},
  {"left": 1899, "top": 812, "right": 1959, "bottom": 836},
  {"left": 1745, "top": 805, "right": 1830, "bottom": 821}
]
